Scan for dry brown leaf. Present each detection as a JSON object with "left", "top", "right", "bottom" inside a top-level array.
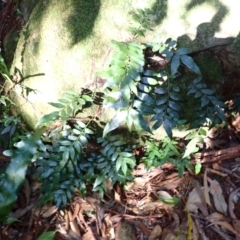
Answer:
[
  {"left": 42, "top": 205, "right": 58, "bottom": 218},
  {"left": 68, "top": 210, "right": 81, "bottom": 237},
  {"left": 206, "top": 167, "right": 227, "bottom": 177},
  {"left": 185, "top": 187, "right": 204, "bottom": 213},
  {"left": 191, "top": 179, "right": 208, "bottom": 216},
  {"left": 208, "top": 177, "right": 227, "bottom": 214},
  {"left": 78, "top": 208, "right": 89, "bottom": 230},
  {"left": 157, "top": 190, "right": 172, "bottom": 198},
  {"left": 204, "top": 168, "right": 211, "bottom": 207},
  {"left": 95, "top": 205, "right": 105, "bottom": 235},
  {"left": 206, "top": 212, "right": 229, "bottom": 223},
  {"left": 232, "top": 219, "right": 240, "bottom": 240},
  {"left": 149, "top": 225, "right": 162, "bottom": 240},
  {"left": 82, "top": 226, "right": 97, "bottom": 240},
  {"left": 228, "top": 187, "right": 240, "bottom": 219},
  {"left": 110, "top": 214, "right": 122, "bottom": 223},
  {"left": 71, "top": 203, "right": 80, "bottom": 221},
  {"left": 114, "top": 189, "right": 121, "bottom": 202},
  {"left": 138, "top": 201, "right": 164, "bottom": 213},
  {"left": 207, "top": 221, "right": 237, "bottom": 235},
  {"left": 105, "top": 214, "right": 115, "bottom": 239},
  {"left": 194, "top": 218, "right": 208, "bottom": 240},
  {"left": 11, "top": 203, "right": 34, "bottom": 219}
]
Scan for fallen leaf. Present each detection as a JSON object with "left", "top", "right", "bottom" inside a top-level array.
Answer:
[
  {"left": 206, "top": 212, "right": 228, "bottom": 223},
  {"left": 208, "top": 177, "right": 227, "bottom": 214},
  {"left": 42, "top": 205, "right": 58, "bottom": 218},
  {"left": 232, "top": 219, "right": 240, "bottom": 240},
  {"left": 185, "top": 187, "right": 204, "bottom": 213},
  {"left": 149, "top": 225, "right": 162, "bottom": 240},
  {"left": 82, "top": 226, "right": 97, "bottom": 240},
  {"left": 207, "top": 221, "right": 237, "bottom": 235},
  {"left": 204, "top": 168, "right": 211, "bottom": 207},
  {"left": 71, "top": 203, "right": 80, "bottom": 221},
  {"left": 228, "top": 187, "right": 240, "bottom": 219},
  {"left": 68, "top": 210, "right": 81, "bottom": 237}
]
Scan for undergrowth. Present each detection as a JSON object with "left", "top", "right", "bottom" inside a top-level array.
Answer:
[{"left": 0, "top": 8, "right": 238, "bottom": 224}]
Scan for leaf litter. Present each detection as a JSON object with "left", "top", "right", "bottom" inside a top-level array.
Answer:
[{"left": 1, "top": 126, "right": 240, "bottom": 239}]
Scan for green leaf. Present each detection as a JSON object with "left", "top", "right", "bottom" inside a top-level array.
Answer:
[
  {"left": 48, "top": 102, "right": 64, "bottom": 108},
  {"left": 154, "top": 88, "right": 167, "bottom": 94},
  {"left": 120, "top": 152, "right": 133, "bottom": 157},
  {"left": 201, "top": 95, "right": 210, "bottom": 107},
  {"left": 58, "top": 98, "right": 70, "bottom": 104},
  {"left": 138, "top": 83, "right": 152, "bottom": 93},
  {"left": 85, "top": 128, "right": 94, "bottom": 134},
  {"left": 158, "top": 196, "right": 182, "bottom": 205},
  {"left": 0, "top": 128, "right": 46, "bottom": 221},
  {"left": 103, "top": 111, "right": 128, "bottom": 137},
  {"left": 172, "top": 85, "right": 180, "bottom": 92},
  {"left": 141, "top": 77, "right": 158, "bottom": 85},
  {"left": 93, "top": 175, "right": 105, "bottom": 188},
  {"left": 183, "top": 138, "right": 199, "bottom": 158},
  {"left": 171, "top": 55, "right": 180, "bottom": 76},
  {"left": 163, "top": 119, "right": 173, "bottom": 138},
  {"left": 195, "top": 161, "right": 202, "bottom": 174},
  {"left": 123, "top": 157, "right": 136, "bottom": 167},
  {"left": 130, "top": 109, "right": 152, "bottom": 133},
  {"left": 66, "top": 90, "right": 79, "bottom": 97},
  {"left": 194, "top": 91, "right": 202, "bottom": 98},
  {"left": 61, "top": 140, "right": 72, "bottom": 146},
  {"left": 116, "top": 156, "right": 123, "bottom": 172},
  {"left": 60, "top": 110, "right": 67, "bottom": 124},
  {"left": 175, "top": 48, "right": 189, "bottom": 55},
  {"left": 152, "top": 119, "right": 163, "bottom": 130},
  {"left": 156, "top": 97, "right": 167, "bottom": 105},
  {"left": 169, "top": 92, "right": 181, "bottom": 101},
  {"left": 37, "top": 231, "right": 56, "bottom": 240},
  {"left": 37, "top": 111, "right": 59, "bottom": 126},
  {"left": 137, "top": 92, "right": 155, "bottom": 105},
  {"left": 167, "top": 108, "right": 179, "bottom": 118},
  {"left": 121, "top": 162, "right": 128, "bottom": 176},
  {"left": 202, "top": 89, "right": 214, "bottom": 95},
  {"left": 82, "top": 95, "right": 93, "bottom": 102},
  {"left": 180, "top": 55, "right": 201, "bottom": 75},
  {"left": 169, "top": 101, "right": 180, "bottom": 111}
]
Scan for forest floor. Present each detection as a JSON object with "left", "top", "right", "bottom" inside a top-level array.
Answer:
[
  {"left": 1, "top": 125, "right": 240, "bottom": 240},
  {"left": 1, "top": 2, "right": 240, "bottom": 240}
]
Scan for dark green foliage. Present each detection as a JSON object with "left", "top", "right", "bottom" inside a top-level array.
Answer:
[
  {"left": 0, "top": 9, "right": 234, "bottom": 222},
  {"left": 32, "top": 127, "right": 136, "bottom": 208},
  {"left": 128, "top": 8, "right": 154, "bottom": 37},
  {"left": 34, "top": 121, "right": 94, "bottom": 208},
  {"left": 98, "top": 36, "right": 226, "bottom": 137},
  {"left": 37, "top": 90, "right": 94, "bottom": 126},
  {"left": 141, "top": 137, "right": 194, "bottom": 176},
  {"left": 0, "top": 127, "right": 46, "bottom": 223},
  {"left": 188, "top": 77, "right": 226, "bottom": 127}
]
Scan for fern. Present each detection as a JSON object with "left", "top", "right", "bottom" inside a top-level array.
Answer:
[
  {"left": 128, "top": 8, "right": 153, "bottom": 37},
  {"left": 188, "top": 77, "right": 226, "bottom": 127},
  {"left": 37, "top": 90, "right": 94, "bottom": 127}
]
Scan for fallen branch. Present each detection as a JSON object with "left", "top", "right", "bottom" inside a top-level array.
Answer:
[{"left": 193, "top": 145, "right": 240, "bottom": 164}]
